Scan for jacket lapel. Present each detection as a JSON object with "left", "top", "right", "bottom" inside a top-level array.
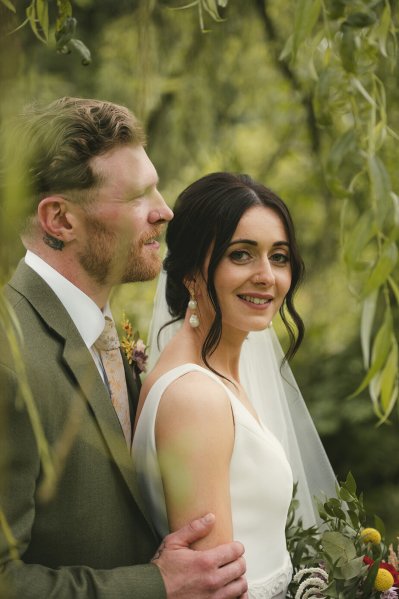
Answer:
[
  {"left": 8, "top": 261, "right": 156, "bottom": 533},
  {"left": 122, "top": 352, "right": 140, "bottom": 423}
]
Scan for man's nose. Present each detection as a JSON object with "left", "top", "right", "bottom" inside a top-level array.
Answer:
[{"left": 148, "top": 193, "right": 174, "bottom": 224}]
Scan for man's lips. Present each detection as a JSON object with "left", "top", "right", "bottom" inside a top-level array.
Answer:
[{"left": 143, "top": 239, "right": 160, "bottom": 249}]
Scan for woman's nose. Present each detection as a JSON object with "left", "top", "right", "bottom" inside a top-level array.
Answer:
[{"left": 252, "top": 260, "right": 275, "bottom": 286}]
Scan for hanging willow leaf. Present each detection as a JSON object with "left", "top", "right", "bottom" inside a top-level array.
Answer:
[
  {"left": 292, "top": 0, "right": 321, "bottom": 60},
  {"left": 368, "top": 155, "right": 392, "bottom": 225},
  {"left": 373, "top": 3, "right": 391, "bottom": 58},
  {"left": 340, "top": 26, "right": 356, "bottom": 73},
  {"left": 55, "top": 16, "right": 76, "bottom": 50},
  {"left": 0, "top": 0, "right": 16, "bottom": 12},
  {"left": 360, "top": 290, "right": 378, "bottom": 369},
  {"left": 388, "top": 275, "right": 399, "bottom": 306},
  {"left": 26, "top": 1, "right": 47, "bottom": 43},
  {"left": 344, "top": 11, "right": 377, "bottom": 29},
  {"left": 379, "top": 337, "right": 398, "bottom": 416},
  {"left": 68, "top": 38, "right": 91, "bottom": 65},
  {"left": 343, "top": 210, "right": 377, "bottom": 269},
  {"left": 56, "top": 0, "right": 72, "bottom": 31},
  {"left": 351, "top": 308, "right": 392, "bottom": 397},
  {"left": 202, "top": 0, "right": 224, "bottom": 22},
  {"left": 36, "top": 0, "right": 49, "bottom": 42},
  {"left": 363, "top": 241, "right": 398, "bottom": 297}
]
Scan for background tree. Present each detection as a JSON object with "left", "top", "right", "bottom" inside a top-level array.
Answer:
[{"left": 0, "top": 0, "right": 398, "bottom": 539}]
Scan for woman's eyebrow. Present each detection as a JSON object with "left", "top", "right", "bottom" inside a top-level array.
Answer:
[
  {"left": 228, "top": 239, "right": 257, "bottom": 247},
  {"left": 228, "top": 239, "right": 290, "bottom": 248}
]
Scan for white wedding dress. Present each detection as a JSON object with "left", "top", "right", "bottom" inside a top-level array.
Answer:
[{"left": 133, "top": 363, "right": 294, "bottom": 599}]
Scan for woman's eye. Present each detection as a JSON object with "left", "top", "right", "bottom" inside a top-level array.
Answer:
[
  {"left": 229, "top": 250, "right": 252, "bottom": 263},
  {"left": 271, "top": 252, "right": 290, "bottom": 265}
]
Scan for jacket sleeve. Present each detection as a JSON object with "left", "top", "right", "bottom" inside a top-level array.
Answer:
[{"left": 0, "top": 362, "right": 166, "bottom": 599}]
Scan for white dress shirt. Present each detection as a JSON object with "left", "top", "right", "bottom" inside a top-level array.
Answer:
[{"left": 25, "top": 250, "right": 111, "bottom": 378}]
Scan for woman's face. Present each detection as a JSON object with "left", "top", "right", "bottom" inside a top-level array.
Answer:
[{"left": 199, "top": 205, "right": 292, "bottom": 337}]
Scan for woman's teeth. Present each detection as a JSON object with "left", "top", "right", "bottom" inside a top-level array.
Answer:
[{"left": 239, "top": 295, "right": 270, "bottom": 305}]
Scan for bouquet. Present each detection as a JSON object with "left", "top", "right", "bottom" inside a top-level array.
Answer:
[{"left": 286, "top": 473, "right": 399, "bottom": 598}]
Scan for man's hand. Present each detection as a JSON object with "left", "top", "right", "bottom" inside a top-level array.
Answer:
[{"left": 151, "top": 513, "right": 248, "bottom": 599}]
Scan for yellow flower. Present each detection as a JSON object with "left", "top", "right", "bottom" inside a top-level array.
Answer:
[
  {"left": 361, "top": 527, "right": 382, "bottom": 544},
  {"left": 374, "top": 568, "right": 394, "bottom": 592}
]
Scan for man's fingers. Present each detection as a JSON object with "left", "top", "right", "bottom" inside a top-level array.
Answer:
[
  {"left": 165, "top": 513, "right": 216, "bottom": 549},
  {"left": 214, "top": 575, "right": 248, "bottom": 599},
  {"left": 205, "top": 540, "right": 245, "bottom": 568},
  {"left": 216, "top": 555, "right": 246, "bottom": 587}
]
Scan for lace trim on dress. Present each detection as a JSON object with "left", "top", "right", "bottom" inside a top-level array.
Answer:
[{"left": 248, "top": 563, "right": 293, "bottom": 599}]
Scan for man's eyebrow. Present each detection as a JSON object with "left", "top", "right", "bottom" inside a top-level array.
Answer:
[{"left": 228, "top": 239, "right": 290, "bottom": 248}]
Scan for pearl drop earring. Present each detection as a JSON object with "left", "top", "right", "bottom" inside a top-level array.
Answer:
[{"left": 188, "top": 290, "right": 200, "bottom": 328}]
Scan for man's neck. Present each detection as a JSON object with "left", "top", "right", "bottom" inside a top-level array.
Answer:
[{"left": 26, "top": 245, "right": 111, "bottom": 309}]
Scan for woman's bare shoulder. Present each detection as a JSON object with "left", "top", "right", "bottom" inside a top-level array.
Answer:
[{"left": 152, "top": 369, "right": 233, "bottom": 434}]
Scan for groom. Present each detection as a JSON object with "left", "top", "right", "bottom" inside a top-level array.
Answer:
[{"left": 0, "top": 97, "right": 247, "bottom": 598}]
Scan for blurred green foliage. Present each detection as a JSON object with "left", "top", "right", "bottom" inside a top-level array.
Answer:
[{"left": 0, "top": 0, "right": 398, "bottom": 539}]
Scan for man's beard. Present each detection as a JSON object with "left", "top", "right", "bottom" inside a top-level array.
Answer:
[{"left": 78, "top": 215, "right": 162, "bottom": 285}]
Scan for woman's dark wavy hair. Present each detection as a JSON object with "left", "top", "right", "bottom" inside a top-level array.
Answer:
[{"left": 162, "top": 172, "right": 305, "bottom": 371}]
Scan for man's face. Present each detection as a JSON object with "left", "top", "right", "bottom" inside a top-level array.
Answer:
[{"left": 77, "top": 144, "right": 173, "bottom": 286}]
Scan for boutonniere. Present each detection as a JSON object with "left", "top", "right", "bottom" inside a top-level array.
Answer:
[{"left": 121, "top": 315, "right": 149, "bottom": 377}]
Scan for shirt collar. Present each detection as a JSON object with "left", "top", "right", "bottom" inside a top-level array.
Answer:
[{"left": 25, "top": 250, "right": 111, "bottom": 348}]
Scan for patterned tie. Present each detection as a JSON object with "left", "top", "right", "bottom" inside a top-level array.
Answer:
[{"left": 94, "top": 317, "right": 132, "bottom": 448}]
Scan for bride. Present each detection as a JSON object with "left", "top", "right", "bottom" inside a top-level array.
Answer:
[{"left": 133, "top": 172, "right": 336, "bottom": 598}]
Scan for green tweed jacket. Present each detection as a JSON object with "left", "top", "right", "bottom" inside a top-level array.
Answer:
[{"left": 0, "top": 260, "right": 166, "bottom": 598}]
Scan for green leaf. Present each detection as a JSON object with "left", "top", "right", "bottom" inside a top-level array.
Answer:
[
  {"left": 362, "top": 558, "right": 380, "bottom": 595},
  {"left": 388, "top": 275, "right": 399, "bottom": 306},
  {"left": 350, "top": 309, "right": 392, "bottom": 396},
  {"left": 363, "top": 241, "right": 398, "bottom": 297},
  {"left": 344, "top": 471, "right": 357, "bottom": 495},
  {"left": 343, "top": 210, "right": 377, "bottom": 268},
  {"left": 340, "top": 556, "right": 365, "bottom": 579},
  {"left": 280, "top": 34, "right": 293, "bottom": 61},
  {"left": 0, "top": 0, "right": 16, "bottom": 12},
  {"left": 36, "top": 0, "right": 49, "bottom": 41},
  {"left": 380, "top": 338, "right": 398, "bottom": 413},
  {"left": 327, "top": 129, "right": 357, "bottom": 177},
  {"left": 372, "top": 121, "right": 387, "bottom": 153},
  {"left": 332, "top": 506, "right": 347, "bottom": 520},
  {"left": 55, "top": 0, "right": 72, "bottom": 30},
  {"left": 373, "top": 514, "right": 385, "bottom": 537},
  {"left": 55, "top": 16, "right": 76, "bottom": 49},
  {"left": 68, "top": 38, "right": 91, "bottom": 65},
  {"left": 202, "top": 0, "right": 224, "bottom": 22},
  {"left": 360, "top": 290, "right": 378, "bottom": 369},
  {"left": 373, "top": 3, "right": 391, "bottom": 58},
  {"left": 338, "top": 486, "right": 354, "bottom": 502},
  {"left": 368, "top": 155, "right": 392, "bottom": 225},
  {"left": 344, "top": 11, "right": 377, "bottom": 28},
  {"left": 292, "top": 0, "right": 321, "bottom": 60},
  {"left": 322, "top": 531, "right": 357, "bottom": 564},
  {"left": 26, "top": 2, "right": 47, "bottom": 43},
  {"left": 339, "top": 26, "right": 356, "bottom": 72},
  {"left": 347, "top": 509, "right": 360, "bottom": 529}
]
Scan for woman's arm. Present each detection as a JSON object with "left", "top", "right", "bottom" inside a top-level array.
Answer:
[{"left": 155, "top": 371, "right": 235, "bottom": 550}]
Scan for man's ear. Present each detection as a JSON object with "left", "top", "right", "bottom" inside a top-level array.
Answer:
[{"left": 37, "top": 196, "right": 77, "bottom": 244}]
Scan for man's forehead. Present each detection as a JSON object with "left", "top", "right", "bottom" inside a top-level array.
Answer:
[{"left": 91, "top": 144, "right": 159, "bottom": 189}]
